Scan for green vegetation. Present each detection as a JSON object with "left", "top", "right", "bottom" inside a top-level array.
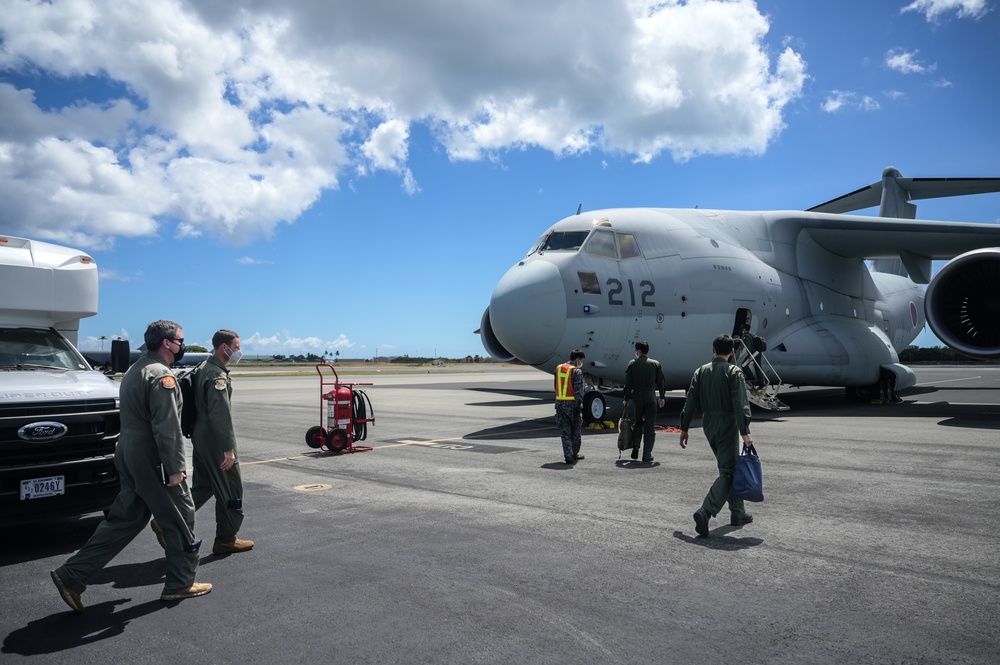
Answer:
[{"left": 898, "top": 346, "right": 998, "bottom": 363}]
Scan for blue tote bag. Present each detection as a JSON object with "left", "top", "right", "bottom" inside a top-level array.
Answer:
[{"left": 732, "top": 442, "right": 763, "bottom": 502}]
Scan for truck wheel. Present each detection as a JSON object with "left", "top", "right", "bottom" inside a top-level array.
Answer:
[
  {"left": 305, "top": 426, "right": 326, "bottom": 448},
  {"left": 327, "top": 428, "right": 349, "bottom": 453},
  {"left": 583, "top": 392, "right": 606, "bottom": 423}
]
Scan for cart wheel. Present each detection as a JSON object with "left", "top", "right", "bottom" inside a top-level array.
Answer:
[
  {"left": 305, "top": 426, "right": 327, "bottom": 449},
  {"left": 326, "top": 428, "right": 349, "bottom": 453}
]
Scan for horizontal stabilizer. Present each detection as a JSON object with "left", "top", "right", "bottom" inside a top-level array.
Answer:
[{"left": 808, "top": 167, "right": 1000, "bottom": 216}]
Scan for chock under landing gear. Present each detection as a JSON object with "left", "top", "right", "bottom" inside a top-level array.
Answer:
[{"left": 304, "top": 362, "right": 376, "bottom": 454}]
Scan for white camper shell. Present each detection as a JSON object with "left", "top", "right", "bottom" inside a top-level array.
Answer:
[{"left": 0, "top": 235, "right": 121, "bottom": 526}]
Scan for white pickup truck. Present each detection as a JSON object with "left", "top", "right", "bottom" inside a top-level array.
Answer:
[{"left": 0, "top": 234, "right": 121, "bottom": 526}]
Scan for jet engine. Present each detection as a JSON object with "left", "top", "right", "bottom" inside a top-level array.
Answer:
[{"left": 924, "top": 248, "right": 1000, "bottom": 358}]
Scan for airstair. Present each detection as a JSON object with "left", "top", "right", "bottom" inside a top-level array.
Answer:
[{"left": 743, "top": 352, "right": 790, "bottom": 411}]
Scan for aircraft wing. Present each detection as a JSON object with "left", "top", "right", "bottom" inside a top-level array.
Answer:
[
  {"left": 769, "top": 213, "right": 1000, "bottom": 283},
  {"left": 776, "top": 213, "right": 1000, "bottom": 260}
]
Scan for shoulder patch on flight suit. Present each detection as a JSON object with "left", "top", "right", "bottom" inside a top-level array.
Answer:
[
  {"left": 214, "top": 378, "right": 228, "bottom": 391},
  {"left": 161, "top": 375, "right": 177, "bottom": 389}
]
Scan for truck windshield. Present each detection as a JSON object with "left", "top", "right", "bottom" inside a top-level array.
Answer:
[{"left": 0, "top": 327, "right": 91, "bottom": 371}]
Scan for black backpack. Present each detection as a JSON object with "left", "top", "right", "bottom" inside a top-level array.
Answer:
[
  {"left": 176, "top": 367, "right": 198, "bottom": 438},
  {"left": 752, "top": 335, "right": 767, "bottom": 353}
]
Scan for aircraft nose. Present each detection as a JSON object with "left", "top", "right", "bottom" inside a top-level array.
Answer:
[{"left": 489, "top": 260, "right": 566, "bottom": 366}]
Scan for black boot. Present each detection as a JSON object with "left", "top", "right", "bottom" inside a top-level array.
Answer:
[{"left": 693, "top": 508, "right": 710, "bottom": 537}]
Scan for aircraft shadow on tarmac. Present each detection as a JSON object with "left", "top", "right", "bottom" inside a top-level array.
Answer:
[
  {"left": 2, "top": 598, "right": 164, "bottom": 656},
  {"left": 460, "top": 383, "right": 1000, "bottom": 443},
  {"left": 464, "top": 416, "right": 559, "bottom": 441},
  {"left": 661, "top": 388, "right": 1000, "bottom": 430},
  {"left": 672, "top": 529, "right": 764, "bottom": 551},
  {"left": 464, "top": 387, "right": 551, "bottom": 408}
]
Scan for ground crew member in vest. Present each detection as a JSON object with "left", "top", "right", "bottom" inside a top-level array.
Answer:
[
  {"left": 51, "top": 320, "right": 211, "bottom": 612},
  {"left": 191, "top": 329, "right": 254, "bottom": 555},
  {"left": 738, "top": 323, "right": 764, "bottom": 390},
  {"left": 622, "top": 341, "right": 667, "bottom": 463},
  {"left": 678, "top": 334, "right": 754, "bottom": 537},
  {"left": 554, "top": 350, "right": 586, "bottom": 465}
]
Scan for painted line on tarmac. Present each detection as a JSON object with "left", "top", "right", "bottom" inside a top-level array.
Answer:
[
  {"left": 375, "top": 438, "right": 462, "bottom": 449},
  {"left": 243, "top": 454, "right": 310, "bottom": 466},
  {"left": 244, "top": 424, "right": 555, "bottom": 465}
]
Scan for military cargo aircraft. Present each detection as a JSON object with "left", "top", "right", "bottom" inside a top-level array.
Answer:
[
  {"left": 81, "top": 342, "right": 210, "bottom": 371},
  {"left": 479, "top": 167, "right": 1000, "bottom": 420}
]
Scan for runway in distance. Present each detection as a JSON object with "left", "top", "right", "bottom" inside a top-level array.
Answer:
[{"left": 479, "top": 167, "right": 1000, "bottom": 420}]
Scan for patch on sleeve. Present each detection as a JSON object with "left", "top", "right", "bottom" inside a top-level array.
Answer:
[
  {"left": 161, "top": 375, "right": 177, "bottom": 390},
  {"left": 214, "top": 378, "right": 228, "bottom": 391}
]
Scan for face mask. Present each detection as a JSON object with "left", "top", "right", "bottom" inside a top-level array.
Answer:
[
  {"left": 227, "top": 346, "right": 243, "bottom": 364},
  {"left": 172, "top": 342, "right": 186, "bottom": 363}
]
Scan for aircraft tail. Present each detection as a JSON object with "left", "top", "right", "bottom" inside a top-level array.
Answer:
[
  {"left": 809, "top": 166, "right": 1000, "bottom": 278},
  {"left": 809, "top": 166, "right": 1000, "bottom": 216}
]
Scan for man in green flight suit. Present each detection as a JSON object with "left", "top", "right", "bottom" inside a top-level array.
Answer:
[
  {"left": 191, "top": 329, "right": 254, "bottom": 555},
  {"left": 679, "top": 334, "right": 754, "bottom": 537},
  {"left": 622, "top": 340, "right": 667, "bottom": 464},
  {"left": 737, "top": 323, "right": 764, "bottom": 390},
  {"left": 51, "top": 320, "right": 211, "bottom": 612}
]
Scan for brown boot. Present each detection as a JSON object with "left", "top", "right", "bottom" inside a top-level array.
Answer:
[
  {"left": 161, "top": 582, "right": 213, "bottom": 602},
  {"left": 51, "top": 570, "right": 84, "bottom": 613},
  {"left": 212, "top": 538, "right": 255, "bottom": 555}
]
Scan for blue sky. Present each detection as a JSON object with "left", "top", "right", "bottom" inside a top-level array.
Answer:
[{"left": 1, "top": 0, "right": 998, "bottom": 358}]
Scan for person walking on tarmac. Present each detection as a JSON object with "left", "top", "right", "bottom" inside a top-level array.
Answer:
[
  {"left": 622, "top": 341, "right": 667, "bottom": 463},
  {"left": 678, "top": 334, "right": 754, "bottom": 537},
  {"left": 554, "top": 350, "right": 586, "bottom": 465},
  {"left": 51, "top": 320, "right": 211, "bottom": 612},
  {"left": 191, "top": 329, "right": 254, "bottom": 555}
]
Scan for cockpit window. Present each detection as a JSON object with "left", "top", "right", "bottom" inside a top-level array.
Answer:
[
  {"left": 618, "top": 233, "right": 641, "bottom": 259},
  {"left": 585, "top": 230, "right": 617, "bottom": 258},
  {"left": 541, "top": 231, "right": 590, "bottom": 252},
  {"left": 527, "top": 233, "right": 548, "bottom": 256}
]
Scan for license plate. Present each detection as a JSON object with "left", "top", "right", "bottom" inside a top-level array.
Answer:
[{"left": 20, "top": 475, "right": 65, "bottom": 500}]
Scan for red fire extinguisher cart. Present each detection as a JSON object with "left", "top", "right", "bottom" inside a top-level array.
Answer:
[{"left": 304, "top": 362, "right": 375, "bottom": 454}]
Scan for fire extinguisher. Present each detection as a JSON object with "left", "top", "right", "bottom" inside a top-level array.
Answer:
[{"left": 334, "top": 386, "right": 353, "bottom": 438}]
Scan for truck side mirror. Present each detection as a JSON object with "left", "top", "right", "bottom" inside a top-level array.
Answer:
[{"left": 111, "top": 339, "right": 131, "bottom": 373}]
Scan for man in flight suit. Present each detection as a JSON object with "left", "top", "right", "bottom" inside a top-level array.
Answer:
[
  {"left": 554, "top": 349, "right": 586, "bottom": 465},
  {"left": 51, "top": 320, "right": 211, "bottom": 612},
  {"left": 191, "top": 329, "right": 254, "bottom": 555},
  {"left": 622, "top": 341, "right": 667, "bottom": 463},
  {"left": 738, "top": 323, "right": 764, "bottom": 390},
  {"left": 678, "top": 334, "right": 754, "bottom": 537}
]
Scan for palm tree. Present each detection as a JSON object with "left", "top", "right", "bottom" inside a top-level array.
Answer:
[
  {"left": 335, "top": 350, "right": 340, "bottom": 363},
  {"left": 99, "top": 335, "right": 107, "bottom": 349}
]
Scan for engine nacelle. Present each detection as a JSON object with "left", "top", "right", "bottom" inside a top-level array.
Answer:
[{"left": 925, "top": 248, "right": 1000, "bottom": 358}]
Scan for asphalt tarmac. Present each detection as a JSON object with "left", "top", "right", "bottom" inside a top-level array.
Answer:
[{"left": 2, "top": 364, "right": 999, "bottom": 664}]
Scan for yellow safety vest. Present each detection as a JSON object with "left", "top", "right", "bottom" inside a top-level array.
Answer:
[{"left": 555, "top": 363, "right": 576, "bottom": 400}]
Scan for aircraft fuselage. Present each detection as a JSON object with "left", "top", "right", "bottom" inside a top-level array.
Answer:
[{"left": 482, "top": 208, "right": 925, "bottom": 391}]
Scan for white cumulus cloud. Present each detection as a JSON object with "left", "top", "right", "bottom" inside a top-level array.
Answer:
[
  {"left": 0, "top": 0, "right": 806, "bottom": 248},
  {"left": 885, "top": 48, "right": 935, "bottom": 74},
  {"left": 901, "top": 0, "right": 990, "bottom": 21}
]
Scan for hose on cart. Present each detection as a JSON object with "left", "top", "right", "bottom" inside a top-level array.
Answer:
[{"left": 352, "top": 389, "right": 374, "bottom": 442}]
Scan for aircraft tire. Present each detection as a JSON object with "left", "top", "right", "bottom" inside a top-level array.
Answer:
[{"left": 582, "top": 392, "right": 606, "bottom": 423}]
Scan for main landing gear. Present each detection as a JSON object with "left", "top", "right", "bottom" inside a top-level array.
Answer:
[{"left": 582, "top": 391, "right": 607, "bottom": 423}]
